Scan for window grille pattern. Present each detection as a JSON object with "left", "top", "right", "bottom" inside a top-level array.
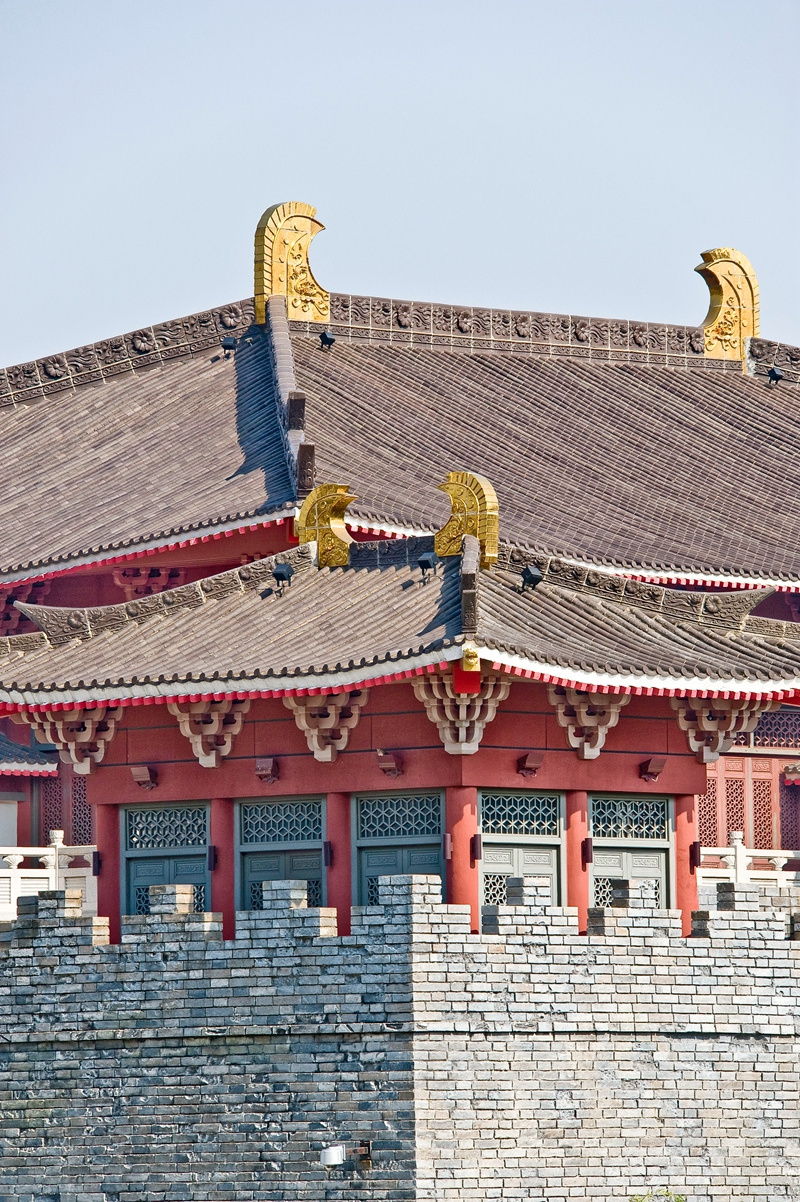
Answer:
[
  {"left": 698, "top": 778, "right": 719, "bottom": 847},
  {"left": 752, "top": 709, "right": 800, "bottom": 749},
  {"left": 134, "top": 884, "right": 205, "bottom": 915},
  {"left": 780, "top": 783, "right": 799, "bottom": 851},
  {"left": 41, "top": 775, "right": 62, "bottom": 840},
  {"left": 591, "top": 797, "right": 668, "bottom": 840},
  {"left": 724, "top": 778, "right": 745, "bottom": 844},
  {"left": 248, "top": 878, "right": 322, "bottom": 909},
  {"left": 241, "top": 800, "right": 322, "bottom": 845},
  {"left": 358, "top": 794, "right": 441, "bottom": 840},
  {"left": 481, "top": 792, "right": 558, "bottom": 836},
  {"left": 483, "top": 873, "right": 508, "bottom": 906},
  {"left": 71, "top": 776, "right": 92, "bottom": 845},
  {"left": 752, "top": 779, "right": 774, "bottom": 849},
  {"left": 126, "top": 807, "right": 207, "bottom": 850},
  {"left": 366, "top": 877, "right": 381, "bottom": 906}
]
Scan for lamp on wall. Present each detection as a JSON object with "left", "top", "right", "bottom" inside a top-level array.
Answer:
[
  {"left": 255, "top": 757, "right": 280, "bottom": 783},
  {"left": 517, "top": 751, "right": 543, "bottom": 778},
  {"left": 639, "top": 757, "right": 666, "bottom": 783},
  {"left": 376, "top": 749, "right": 403, "bottom": 777},
  {"left": 131, "top": 765, "right": 158, "bottom": 790}
]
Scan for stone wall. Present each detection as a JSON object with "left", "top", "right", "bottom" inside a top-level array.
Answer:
[{"left": 0, "top": 877, "right": 798, "bottom": 1201}]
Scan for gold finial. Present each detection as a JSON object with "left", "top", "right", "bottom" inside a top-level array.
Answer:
[
  {"left": 294, "top": 483, "right": 356, "bottom": 567},
  {"left": 254, "top": 201, "right": 330, "bottom": 324},
  {"left": 695, "top": 247, "right": 760, "bottom": 364},
  {"left": 434, "top": 471, "right": 499, "bottom": 569}
]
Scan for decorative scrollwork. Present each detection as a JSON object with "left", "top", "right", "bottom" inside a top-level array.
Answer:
[
  {"left": 294, "top": 482, "right": 356, "bottom": 567},
  {"left": 254, "top": 201, "right": 329, "bottom": 324},
  {"left": 433, "top": 471, "right": 499, "bottom": 568}
]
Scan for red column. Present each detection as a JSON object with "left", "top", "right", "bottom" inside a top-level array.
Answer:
[
  {"left": 210, "top": 797, "right": 235, "bottom": 939},
  {"left": 446, "top": 786, "right": 479, "bottom": 932},
  {"left": 674, "top": 793, "right": 699, "bottom": 935},
  {"left": 565, "top": 790, "right": 589, "bottom": 934},
  {"left": 95, "top": 802, "right": 121, "bottom": 944},
  {"left": 326, "top": 792, "right": 352, "bottom": 935}
]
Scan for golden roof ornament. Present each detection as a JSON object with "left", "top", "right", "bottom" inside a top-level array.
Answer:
[
  {"left": 294, "top": 483, "right": 355, "bottom": 568},
  {"left": 696, "top": 247, "right": 759, "bottom": 366},
  {"left": 254, "top": 201, "right": 330, "bottom": 325},
  {"left": 434, "top": 471, "right": 499, "bottom": 569}
]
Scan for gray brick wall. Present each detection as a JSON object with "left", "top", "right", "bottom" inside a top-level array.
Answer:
[{"left": 0, "top": 877, "right": 798, "bottom": 1200}]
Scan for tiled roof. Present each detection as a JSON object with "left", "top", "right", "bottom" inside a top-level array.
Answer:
[
  {"left": 2, "top": 541, "right": 800, "bottom": 709},
  {"left": 292, "top": 327, "right": 800, "bottom": 584},
  {"left": 0, "top": 731, "right": 57, "bottom": 775},
  {"left": 0, "top": 310, "right": 295, "bottom": 578}
]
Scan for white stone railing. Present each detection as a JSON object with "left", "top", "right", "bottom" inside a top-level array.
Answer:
[
  {"left": 0, "top": 830, "right": 97, "bottom": 920},
  {"left": 699, "top": 830, "right": 800, "bottom": 886}
]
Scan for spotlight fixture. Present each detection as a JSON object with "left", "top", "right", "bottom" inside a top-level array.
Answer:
[
  {"left": 521, "top": 564, "right": 543, "bottom": 591},
  {"left": 272, "top": 562, "right": 294, "bottom": 591},
  {"left": 418, "top": 551, "right": 438, "bottom": 580},
  {"left": 320, "top": 1145, "right": 346, "bottom": 1166},
  {"left": 221, "top": 337, "right": 237, "bottom": 359},
  {"left": 376, "top": 749, "right": 403, "bottom": 777},
  {"left": 639, "top": 756, "right": 666, "bottom": 783},
  {"left": 255, "top": 757, "right": 280, "bottom": 783},
  {"left": 516, "top": 751, "right": 543, "bottom": 778},
  {"left": 131, "top": 764, "right": 158, "bottom": 790},
  {"left": 319, "top": 330, "right": 336, "bottom": 352},
  {"left": 768, "top": 366, "right": 784, "bottom": 387}
]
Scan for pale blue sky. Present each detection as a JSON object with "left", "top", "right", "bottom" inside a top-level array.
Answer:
[{"left": 1, "top": 0, "right": 798, "bottom": 364}]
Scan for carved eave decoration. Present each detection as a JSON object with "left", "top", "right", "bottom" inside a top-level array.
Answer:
[
  {"left": 670, "top": 696, "right": 780, "bottom": 764},
  {"left": 696, "top": 247, "right": 759, "bottom": 367},
  {"left": 412, "top": 672, "right": 509, "bottom": 755},
  {"left": 167, "top": 699, "right": 251, "bottom": 769},
  {"left": 254, "top": 200, "right": 329, "bottom": 324},
  {"left": 434, "top": 471, "right": 499, "bottom": 569},
  {"left": 12, "top": 706, "right": 123, "bottom": 775},
  {"left": 547, "top": 686, "right": 629, "bottom": 760},
  {"left": 294, "top": 483, "right": 356, "bottom": 567},
  {"left": 284, "top": 690, "right": 369, "bottom": 762}
]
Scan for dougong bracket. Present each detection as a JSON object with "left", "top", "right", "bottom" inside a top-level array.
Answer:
[
  {"left": 434, "top": 471, "right": 499, "bottom": 569},
  {"left": 547, "top": 686, "right": 629, "bottom": 760},
  {"left": 696, "top": 247, "right": 759, "bottom": 365},
  {"left": 294, "top": 483, "right": 356, "bottom": 568},
  {"left": 412, "top": 672, "right": 509, "bottom": 755},
  {"left": 167, "top": 699, "right": 252, "bottom": 769},
  {"left": 670, "top": 696, "right": 779, "bottom": 764},
  {"left": 284, "top": 690, "right": 369, "bottom": 763},
  {"left": 12, "top": 705, "right": 123, "bottom": 775},
  {"left": 254, "top": 201, "right": 329, "bottom": 324}
]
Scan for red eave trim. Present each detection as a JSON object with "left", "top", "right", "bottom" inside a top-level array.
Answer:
[{"left": 490, "top": 660, "right": 795, "bottom": 702}]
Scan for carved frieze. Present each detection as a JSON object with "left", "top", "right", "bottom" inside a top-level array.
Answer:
[
  {"left": 547, "top": 685, "right": 630, "bottom": 759},
  {"left": 167, "top": 698, "right": 251, "bottom": 769},
  {"left": 412, "top": 672, "right": 510, "bottom": 755},
  {"left": 12, "top": 705, "right": 123, "bottom": 775},
  {"left": 283, "top": 690, "right": 369, "bottom": 762}
]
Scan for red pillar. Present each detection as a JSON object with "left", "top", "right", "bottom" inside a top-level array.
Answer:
[
  {"left": 446, "top": 786, "right": 479, "bottom": 932},
  {"left": 95, "top": 802, "right": 121, "bottom": 944},
  {"left": 674, "top": 793, "right": 699, "bottom": 935},
  {"left": 565, "top": 790, "right": 589, "bottom": 934},
  {"left": 326, "top": 792, "right": 352, "bottom": 935},
  {"left": 210, "top": 797, "right": 235, "bottom": 939}
]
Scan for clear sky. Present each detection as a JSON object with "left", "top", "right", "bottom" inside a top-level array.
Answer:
[{"left": 1, "top": 0, "right": 798, "bottom": 365}]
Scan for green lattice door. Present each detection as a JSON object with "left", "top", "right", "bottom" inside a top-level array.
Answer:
[
  {"left": 590, "top": 848, "right": 667, "bottom": 907},
  {"left": 481, "top": 844, "right": 559, "bottom": 906},
  {"left": 237, "top": 797, "right": 325, "bottom": 910},
  {"left": 589, "top": 794, "right": 671, "bottom": 908},
  {"left": 126, "top": 853, "right": 208, "bottom": 915},
  {"left": 123, "top": 804, "right": 210, "bottom": 915},
  {"left": 242, "top": 850, "right": 323, "bottom": 909},
  {"left": 355, "top": 792, "right": 444, "bottom": 905},
  {"left": 479, "top": 790, "right": 563, "bottom": 907}
]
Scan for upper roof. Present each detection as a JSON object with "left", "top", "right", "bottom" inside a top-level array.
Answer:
[
  {"left": 2, "top": 204, "right": 800, "bottom": 586},
  {"left": 0, "top": 730, "right": 57, "bottom": 776},
  {"left": 3, "top": 537, "right": 800, "bottom": 710}
]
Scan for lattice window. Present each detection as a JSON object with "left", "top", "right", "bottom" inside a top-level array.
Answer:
[
  {"left": 366, "top": 877, "right": 381, "bottom": 906},
  {"left": 248, "top": 879, "right": 321, "bottom": 909},
  {"left": 241, "top": 801, "right": 322, "bottom": 845},
  {"left": 590, "top": 797, "right": 668, "bottom": 840},
  {"left": 134, "top": 883, "right": 205, "bottom": 915},
  {"left": 126, "top": 807, "right": 207, "bottom": 850},
  {"left": 41, "top": 775, "right": 62, "bottom": 839},
  {"left": 481, "top": 792, "right": 559, "bottom": 836},
  {"left": 357, "top": 794, "right": 441, "bottom": 840},
  {"left": 698, "top": 777, "right": 718, "bottom": 847},
  {"left": 752, "top": 779, "right": 774, "bottom": 849},
  {"left": 780, "top": 783, "right": 799, "bottom": 851},
  {"left": 483, "top": 873, "right": 508, "bottom": 906},
  {"left": 724, "top": 778, "right": 745, "bottom": 843},
  {"left": 752, "top": 709, "right": 800, "bottom": 749},
  {"left": 71, "top": 776, "right": 92, "bottom": 845},
  {"left": 593, "top": 877, "right": 614, "bottom": 908}
]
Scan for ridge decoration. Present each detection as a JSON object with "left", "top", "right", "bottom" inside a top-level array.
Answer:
[
  {"left": 254, "top": 201, "right": 329, "bottom": 325},
  {"left": 167, "top": 699, "right": 252, "bottom": 769},
  {"left": 547, "top": 686, "right": 629, "bottom": 759},
  {"left": 695, "top": 247, "right": 759, "bottom": 366},
  {"left": 294, "top": 483, "right": 356, "bottom": 567},
  {"left": 670, "top": 696, "right": 780, "bottom": 764},
  {"left": 12, "top": 706, "right": 123, "bottom": 775},
  {"left": 412, "top": 672, "right": 510, "bottom": 755},
  {"left": 434, "top": 471, "right": 499, "bottom": 569},
  {"left": 283, "top": 690, "right": 369, "bottom": 763}
]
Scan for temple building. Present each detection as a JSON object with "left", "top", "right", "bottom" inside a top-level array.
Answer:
[{"left": 1, "top": 201, "right": 800, "bottom": 938}]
